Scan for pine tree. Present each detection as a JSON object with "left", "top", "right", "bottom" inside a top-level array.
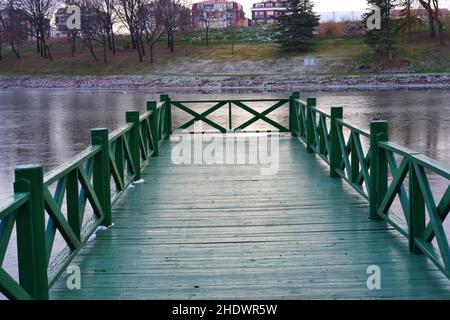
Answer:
[
  {"left": 275, "top": 0, "right": 320, "bottom": 52},
  {"left": 363, "top": 0, "right": 400, "bottom": 60}
]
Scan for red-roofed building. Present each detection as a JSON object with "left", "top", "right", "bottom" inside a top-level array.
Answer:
[
  {"left": 251, "top": 0, "right": 286, "bottom": 25},
  {"left": 192, "top": 0, "right": 246, "bottom": 29}
]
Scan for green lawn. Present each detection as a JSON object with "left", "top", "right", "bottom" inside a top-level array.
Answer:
[{"left": 0, "top": 33, "right": 449, "bottom": 76}]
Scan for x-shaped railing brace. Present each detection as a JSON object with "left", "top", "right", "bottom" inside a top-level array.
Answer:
[
  {"left": 172, "top": 101, "right": 228, "bottom": 133},
  {"left": 172, "top": 100, "right": 289, "bottom": 133},
  {"left": 234, "top": 100, "right": 289, "bottom": 132}
]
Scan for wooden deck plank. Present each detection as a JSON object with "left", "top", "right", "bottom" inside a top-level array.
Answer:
[{"left": 50, "top": 134, "right": 450, "bottom": 300}]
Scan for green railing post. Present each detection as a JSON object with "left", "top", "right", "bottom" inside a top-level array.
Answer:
[
  {"left": 409, "top": 162, "right": 425, "bottom": 254},
  {"left": 160, "top": 94, "right": 172, "bottom": 138},
  {"left": 319, "top": 116, "right": 326, "bottom": 155},
  {"left": 141, "top": 113, "right": 149, "bottom": 159},
  {"left": 14, "top": 165, "right": 49, "bottom": 300},
  {"left": 126, "top": 111, "right": 141, "bottom": 181},
  {"left": 329, "top": 107, "right": 343, "bottom": 178},
  {"left": 147, "top": 101, "right": 159, "bottom": 157},
  {"left": 91, "top": 128, "right": 112, "bottom": 227},
  {"left": 289, "top": 91, "right": 300, "bottom": 137},
  {"left": 369, "top": 121, "right": 388, "bottom": 220},
  {"left": 115, "top": 136, "right": 125, "bottom": 189},
  {"left": 67, "top": 169, "right": 81, "bottom": 240},
  {"left": 351, "top": 135, "right": 359, "bottom": 184},
  {"left": 306, "top": 98, "right": 316, "bottom": 153}
]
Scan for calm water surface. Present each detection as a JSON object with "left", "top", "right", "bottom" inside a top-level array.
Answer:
[{"left": 0, "top": 89, "right": 449, "bottom": 201}]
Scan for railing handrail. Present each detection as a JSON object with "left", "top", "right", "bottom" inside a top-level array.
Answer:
[
  {"left": 335, "top": 118, "right": 370, "bottom": 138},
  {"left": 0, "top": 95, "right": 172, "bottom": 300},
  {"left": 290, "top": 91, "right": 450, "bottom": 280},
  {"left": 172, "top": 98, "right": 289, "bottom": 104},
  {"left": 43, "top": 146, "right": 101, "bottom": 187},
  {"left": 0, "top": 193, "right": 29, "bottom": 221}
]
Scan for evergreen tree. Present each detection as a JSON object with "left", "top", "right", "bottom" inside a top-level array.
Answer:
[
  {"left": 363, "top": 0, "right": 400, "bottom": 60},
  {"left": 275, "top": 0, "right": 319, "bottom": 51}
]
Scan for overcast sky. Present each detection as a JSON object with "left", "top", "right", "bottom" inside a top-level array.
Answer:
[
  {"left": 239, "top": 0, "right": 450, "bottom": 17},
  {"left": 239, "top": 0, "right": 367, "bottom": 16}
]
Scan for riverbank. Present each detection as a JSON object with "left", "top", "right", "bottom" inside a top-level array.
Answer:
[{"left": 1, "top": 73, "right": 450, "bottom": 91}]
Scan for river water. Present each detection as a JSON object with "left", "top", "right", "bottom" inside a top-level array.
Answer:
[
  {"left": 0, "top": 88, "right": 449, "bottom": 289},
  {"left": 1, "top": 89, "right": 449, "bottom": 202}
]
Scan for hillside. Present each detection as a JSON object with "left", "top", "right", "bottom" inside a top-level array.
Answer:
[{"left": 0, "top": 33, "right": 449, "bottom": 76}]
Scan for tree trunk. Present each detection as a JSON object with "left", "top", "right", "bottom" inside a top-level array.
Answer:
[
  {"left": 36, "top": 32, "right": 40, "bottom": 53},
  {"left": 10, "top": 42, "right": 20, "bottom": 59},
  {"left": 205, "top": 28, "right": 209, "bottom": 46},
  {"left": 111, "top": 30, "right": 116, "bottom": 55},
  {"left": 130, "top": 26, "right": 137, "bottom": 49},
  {"left": 111, "top": 30, "right": 116, "bottom": 56},
  {"left": 136, "top": 34, "right": 143, "bottom": 63},
  {"left": 107, "top": 30, "right": 112, "bottom": 51},
  {"left": 71, "top": 33, "right": 76, "bottom": 57},
  {"left": 88, "top": 44, "right": 98, "bottom": 61},
  {"left": 428, "top": 14, "right": 436, "bottom": 38},
  {"left": 149, "top": 44, "right": 154, "bottom": 64},
  {"left": 170, "top": 33, "right": 174, "bottom": 53},
  {"left": 45, "top": 43, "right": 53, "bottom": 61},
  {"left": 103, "top": 44, "right": 108, "bottom": 64},
  {"left": 437, "top": 22, "right": 445, "bottom": 47},
  {"left": 140, "top": 36, "right": 145, "bottom": 57}
]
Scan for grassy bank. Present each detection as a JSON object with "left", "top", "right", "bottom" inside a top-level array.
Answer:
[{"left": 0, "top": 33, "right": 449, "bottom": 76}]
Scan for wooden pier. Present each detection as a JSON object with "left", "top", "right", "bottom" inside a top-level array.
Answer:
[{"left": 1, "top": 94, "right": 449, "bottom": 299}]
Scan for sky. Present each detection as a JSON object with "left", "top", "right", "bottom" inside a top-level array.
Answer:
[
  {"left": 240, "top": 0, "right": 450, "bottom": 18},
  {"left": 240, "top": 0, "right": 367, "bottom": 16}
]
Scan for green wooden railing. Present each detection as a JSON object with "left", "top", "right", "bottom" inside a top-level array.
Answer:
[
  {"left": 290, "top": 91, "right": 450, "bottom": 279},
  {"left": 1, "top": 92, "right": 449, "bottom": 300},
  {"left": 0, "top": 95, "right": 171, "bottom": 300},
  {"left": 171, "top": 98, "right": 290, "bottom": 133}
]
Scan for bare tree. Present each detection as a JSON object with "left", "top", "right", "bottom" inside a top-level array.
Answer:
[
  {"left": 100, "top": 0, "right": 116, "bottom": 54},
  {"left": 76, "top": 0, "right": 111, "bottom": 63},
  {"left": 0, "top": 0, "right": 28, "bottom": 59},
  {"left": 419, "top": 0, "right": 445, "bottom": 46},
  {"left": 226, "top": 8, "right": 236, "bottom": 55},
  {"left": 116, "top": 0, "right": 145, "bottom": 62},
  {"left": 160, "top": 0, "right": 190, "bottom": 52},
  {"left": 79, "top": 3, "right": 99, "bottom": 61},
  {"left": 431, "top": 0, "right": 445, "bottom": 46},
  {"left": 139, "top": 0, "right": 163, "bottom": 63},
  {"left": 17, "top": 0, "right": 56, "bottom": 60},
  {"left": 61, "top": 0, "right": 81, "bottom": 57},
  {"left": 198, "top": 9, "right": 221, "bottom": 46}
]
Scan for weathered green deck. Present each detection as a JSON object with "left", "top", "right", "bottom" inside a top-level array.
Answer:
[{"left": 49, "top": 134, "right": 450, "bottom": 299}]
